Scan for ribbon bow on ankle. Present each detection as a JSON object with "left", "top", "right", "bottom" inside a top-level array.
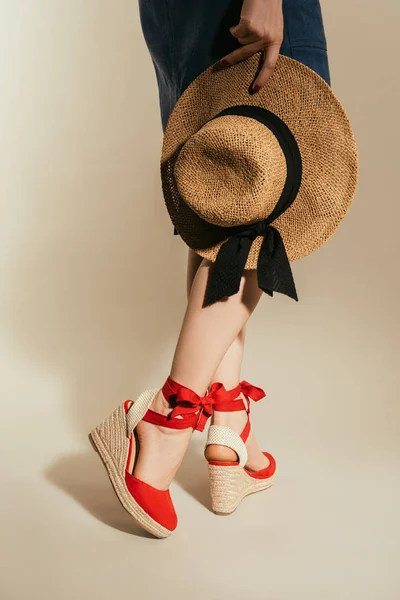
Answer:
[
  {"left": 208, "top": 380, "right": 266, "bottom": 412},
  {"left": 163, "top": 377, "right": 214, "bottom": 432},
  {"left": 240, "top": 381, "right": 266, "bottom": 404},
  {"left": 161, "top": 378, "right": 267, "bottom": 432},
  {"left": 239, "top": 380, "right": 266, "bottom": 414}
]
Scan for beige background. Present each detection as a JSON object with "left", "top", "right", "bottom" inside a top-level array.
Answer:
[{"left": 0, "top": 1, "right": 399, "bottom": 599}]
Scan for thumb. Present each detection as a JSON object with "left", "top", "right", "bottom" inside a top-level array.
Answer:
[{"left": 230, "top": 19, "right": 249, "bottom": 39}]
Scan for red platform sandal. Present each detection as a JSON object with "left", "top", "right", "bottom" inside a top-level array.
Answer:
[
  {"left": 205, "top": 381, "right": 276, "bottom": 515},
  {"left": 89, "top": 377, "right": 213, "bottom": 538}
]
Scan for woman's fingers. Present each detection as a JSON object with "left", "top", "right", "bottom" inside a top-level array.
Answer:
[
  {"left": 229, "top": 18, "right": 261, "bottom": 49},
  {"left": 218, "top": 40, "right": 265, "bottom": 68},
  {"left": 252, "top": 43, "right": 281, "bottom": 91},
  {"left": 229, "top": 19, "right": 251, "bottom": 39},
  {"left": 235, "top": 33, "right": 260, "bottom": 45},
  {"left": 217, "top": 0, "right": 284, "bottom": 92}
]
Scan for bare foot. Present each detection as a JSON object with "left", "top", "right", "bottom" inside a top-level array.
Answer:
[
  {"left": 205, "top": 394, "right": 269, "bottom": 472},
  {"left": 133, "top": 390, "right": 193, "bottom": 490}
]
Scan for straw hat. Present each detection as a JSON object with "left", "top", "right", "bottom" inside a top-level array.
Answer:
[{"left": 161, "top": 53, "right": 358, "bottom": 305}]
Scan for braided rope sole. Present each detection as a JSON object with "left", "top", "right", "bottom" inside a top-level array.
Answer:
[
  {"left": 208, "top": 463, "right": 275, "bottom": 515},
  {"left": 89, "top": 402, "right": 172, "bottom": 539}
]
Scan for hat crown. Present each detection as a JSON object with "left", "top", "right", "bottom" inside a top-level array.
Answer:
[{"left": 174, "top": 115, "right": 287, "bottom": 227}]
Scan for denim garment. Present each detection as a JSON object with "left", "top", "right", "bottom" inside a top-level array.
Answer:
[{"left": 139, "top": 0, "right": 330, "bottom": 131}]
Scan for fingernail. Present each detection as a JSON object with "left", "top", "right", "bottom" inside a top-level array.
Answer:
[
  {"left": 213, "top": 59, "right": 229, "bottom": 73},
  {"left": 252, "top": 84, "right": 260, "bottom": 93}
]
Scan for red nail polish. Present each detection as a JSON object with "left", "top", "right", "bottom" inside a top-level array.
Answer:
[
  {"left": 253, "top": 85, "right": 260, "bottom": 93},
  {"left": 219, "top": 59, "right": 228, "bottom": 67}
]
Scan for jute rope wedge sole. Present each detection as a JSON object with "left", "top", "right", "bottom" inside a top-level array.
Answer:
[
  {"left": 89, "top": 377, "right": 215, "bottom": 538},
  {"left": 89, "top": 390, "right": 173, "bottom": 538},
  {"left": 205, "top": 381, "right": 276, "bottom": 515},
  {"left": 208, "top": 457, "right": 276, "bottom": 515}
]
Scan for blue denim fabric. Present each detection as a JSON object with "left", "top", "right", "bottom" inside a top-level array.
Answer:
[{"left": 139, "top": 0, "right": 330, "bottom": 131}]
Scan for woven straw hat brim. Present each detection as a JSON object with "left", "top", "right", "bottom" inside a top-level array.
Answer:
[{"left": 161, "top": 54, "right": 358, "bottom": 267}]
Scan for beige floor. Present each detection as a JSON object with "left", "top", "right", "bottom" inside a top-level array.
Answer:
[
  {"left": 1, "top": 1, "right": 400, "bottom": 599},
  {"left": 2, "top": 377, "right": 400, "bottom": 600},
  {"left": 2, "top": 313, "right": 400, "bottom": 600}
]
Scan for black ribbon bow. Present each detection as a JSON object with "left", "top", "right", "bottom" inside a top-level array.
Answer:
[
  {"left": 204, "top": 219, "right": 298, "bottom": 305},
  {"left": 202, "top": 105, "right": 303, "bottom": 306}
]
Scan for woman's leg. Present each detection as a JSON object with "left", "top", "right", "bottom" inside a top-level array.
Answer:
[
  {"left": 170, "top": 259, "right": 261, "bottom": 392},
  {"left": 134, "top": 252, "right": 263, "bottom": 488},
  {"left": 187, "top": 248, "right": 245, "bottom": 390},
  {"left": 187, "top": 249, "right": 269, "bottom": 471}
]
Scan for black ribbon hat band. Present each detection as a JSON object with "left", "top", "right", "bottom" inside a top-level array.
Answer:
[{"left": 176, "top": 105, "right": 303, "bottom": 305}]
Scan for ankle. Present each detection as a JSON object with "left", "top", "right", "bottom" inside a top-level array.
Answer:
[
  {"left": 150, "top": 389, "right": 172, "bottom": 417},
  {"left": 212, "top": 408, "right": 248, "bottom": 430}
]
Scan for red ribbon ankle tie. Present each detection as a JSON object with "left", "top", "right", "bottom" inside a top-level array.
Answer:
[
  {"left": 210, "top": 380, "right": 266, "bottom": 412},
  {"left": 162, "top": 377, "right": 214, "bottom": 432},
  {"left": 159, "top": 378, "right": 266, "bottom": 431},
  {"left": 207, "top": 380, "right": 266, "bottom": 445},
  {"left": 240, "top": 380, "right": 266, "bottom": 416},
  {"left": 240, "top": 381, "right": 266, "bottom": 404}
]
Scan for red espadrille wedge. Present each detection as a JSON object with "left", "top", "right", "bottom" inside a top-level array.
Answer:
[
  {"left": 205, "top": 381, "right": 276, "bottom": 515},
  {"left": 89, "top": 377, "right": 213, "bottom": 538}
]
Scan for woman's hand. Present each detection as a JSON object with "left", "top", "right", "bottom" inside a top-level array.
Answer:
[{"left": 218, "top": 0, "right": 283, "bottom": 93}]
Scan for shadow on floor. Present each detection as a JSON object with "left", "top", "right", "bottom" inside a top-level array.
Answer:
[
  {"left": 45, "top": 450, "right": 152, "bottom": 538},
  {"left": 45, "top": 436, "right": 212, "bottom": 535}
]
